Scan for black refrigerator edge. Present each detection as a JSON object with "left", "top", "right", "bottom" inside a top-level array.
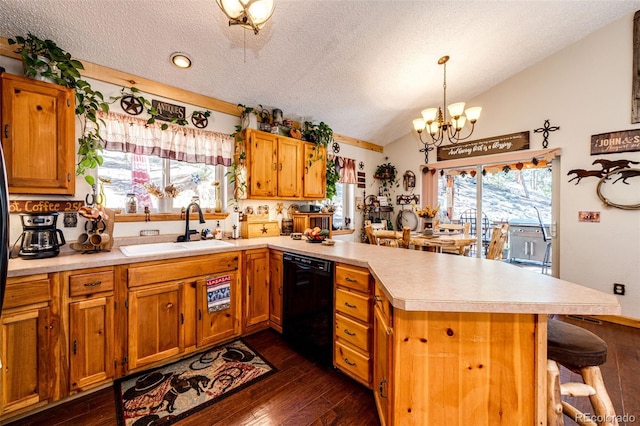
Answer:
[{"left": 0, "top": 142, "right": 9, "bottom": 316}]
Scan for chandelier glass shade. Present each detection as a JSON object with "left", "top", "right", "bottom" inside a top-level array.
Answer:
[
  {"left": 216, "top": 0, "right": 275, "bottom": 34},
  {"left": 413, "top": 56, "right": 482, "bottom": 163}
]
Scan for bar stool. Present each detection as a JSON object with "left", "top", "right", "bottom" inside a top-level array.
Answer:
[{"left": 547, "top": 319, "right": 618, "bottom": 426}]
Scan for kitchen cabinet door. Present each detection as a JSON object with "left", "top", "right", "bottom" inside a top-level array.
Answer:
[
  {"left": 243, "top": 249, "right": 270, "bottom": 331},
  {"left": 0, "top": 307, "right": 52, "bottom": 415},
  {"left": 373, "top": 305, "right": 393, "bottom": 426},
  {"left": 128, "top": 282, "right": 184, "bottom": 370},
  {"left": 269, "top": 250, "right": 283, "bottom": 332},
  {"left": 302, "top": 142, "right": 326, "bottom": 199},
  {"left": 196, "top": 272, "right": 241, "bottom": 347},
  {"left": 69, "top": 296, "right": 115, "bottom": 391},
  {"left": 1, "top": 72, "right": 75, "bottom": 195},
  {"left": 276, "top": 138, "right": 302, "bottom": 198},
  {"left": 248, "top": 131, "right": 278, "bottom": 197}
]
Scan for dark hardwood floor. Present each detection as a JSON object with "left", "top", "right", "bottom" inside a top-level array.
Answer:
[
  {"left": 4, "top": 330, "right": 380, "bottom": 426},
  {"left": 558, "top": 315, "right": 640, "bottom": 426}
]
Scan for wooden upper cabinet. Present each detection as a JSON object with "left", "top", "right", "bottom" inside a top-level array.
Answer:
[
  {"left": 303, "top": 142, "right": 326, "bottom": 199},
  {"left": 1, "top": 73, "right": 75, "bottom": 195},
  {"left": 244, "top": 129, "right": 324, "bottom": 200}
]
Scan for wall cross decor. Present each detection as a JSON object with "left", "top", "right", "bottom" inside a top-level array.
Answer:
[{"left": 534, "top": 119, "right": 560, "bottom": 148}]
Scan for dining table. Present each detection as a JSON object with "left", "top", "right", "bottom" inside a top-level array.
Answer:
[{"left": 410, "top": 232, "right": 478, "bottom": 255}]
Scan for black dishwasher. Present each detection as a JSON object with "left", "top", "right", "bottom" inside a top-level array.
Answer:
[{"left": 282, "top": 252, "right": 334, "bottom": 365}]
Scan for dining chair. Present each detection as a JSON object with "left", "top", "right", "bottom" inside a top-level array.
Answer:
[
  {"left": 459, "top": 209, "right": 491, "bottom": 255},
  {"left": 367, "top": 226, "right": 411, "bottom": 248},
  {"left": 364, "top": 224, "right": 378, "bottom": 245},
  {"left": 486, "top": 224, "right": 509, "bottom": 260},
  {"left": 435, "top": 221, "right": 471, "bottom": 236}
]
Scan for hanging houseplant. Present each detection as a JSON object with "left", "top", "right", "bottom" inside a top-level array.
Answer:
[
  {"left": 8, "top": 33, "right": 110, "bottom": 186},
  {"left": 303, "top": 121, "right": 333, "bottom": 166},
  {"left": 374, "top": 162, "right": 399, "bottom": 198},
  {"left": 325, "top": 159, "right": 341, "bottom": 200}
]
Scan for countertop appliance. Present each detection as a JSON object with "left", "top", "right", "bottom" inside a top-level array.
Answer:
[
  {"left": 282, "top": 252, "right": 334, "bottom": 365},
  {"left": 508, "top": 218, "right": 549, "bottom": 264},
  {"left": 18, "top": 212, "right": 66, "bottom": 260},
  {"left": 298, "top": 204, "right": 321, "bottom": 213},
  {"left": 0, "top": 144, "right": 8, "bottom": 316}
]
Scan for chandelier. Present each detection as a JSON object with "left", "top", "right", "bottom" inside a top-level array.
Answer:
[
  {"left": 216, "top": 0, "right": 275, "bottom": 34},
  {"left": 412, "top": 55, "right": 482, "bottom": 163}
]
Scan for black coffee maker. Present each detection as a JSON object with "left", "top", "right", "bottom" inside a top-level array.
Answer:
[{"left": 19, "top": 212, "right": 66, "bottom": 259}]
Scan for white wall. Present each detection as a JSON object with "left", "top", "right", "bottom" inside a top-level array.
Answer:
[{"left": 384, "top": 12, "right": 640, "bottom": 318}]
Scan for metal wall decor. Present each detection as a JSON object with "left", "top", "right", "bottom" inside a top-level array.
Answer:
[
  {"left": 120, "top": 95, "right": 144, "bottom": 115},
  {"left": 533, "top": 119, "right": 559, "bottom": 149},
  {"left": 568, "top": 158, "right": 640, "bottom": 210},
  {"left": 191, "top": 111, "right": 209, "bottom": 128},
  {"left": 402, "top": 170, "right": 416, "bottom": 191},
  {"left": 332, "top": 141, "right": 340, "bottom": 153}
]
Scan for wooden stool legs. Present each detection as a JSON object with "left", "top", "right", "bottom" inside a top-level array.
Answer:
[{"left": 547, "top": 360, "right": 619, "bottom": 426}]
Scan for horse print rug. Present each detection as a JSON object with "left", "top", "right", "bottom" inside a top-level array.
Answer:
[{"left": 115, "top": 339, "right": 276, "bottom": 425}]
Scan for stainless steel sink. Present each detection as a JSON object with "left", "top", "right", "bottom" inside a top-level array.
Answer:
[{"left": 119, "top": 239, "right": 233, "bottom": 257}]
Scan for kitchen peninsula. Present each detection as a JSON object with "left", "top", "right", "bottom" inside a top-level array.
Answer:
[{"left": 3, "top": 237, "right": 620, "bottom": 425}]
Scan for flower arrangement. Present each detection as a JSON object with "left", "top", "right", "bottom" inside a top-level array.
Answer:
[
  {"left": 416, "top": 204, "right": 440, "bottom": 218},
  {"left": 144, "top": 182, "right": 180, "bottom": 198}
]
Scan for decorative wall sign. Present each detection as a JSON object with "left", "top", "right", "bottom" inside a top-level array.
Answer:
[
  {"left": 396, "top": 194, "right": 420, "bottom": 205},
  {"left": 9, "top": 200, "right": 85, "bottom": 213},
  {"left": 578, "top": 211, "right": 600, "bottom": 223},
  {"left": 590, "top": 129, "right": 640, "bottom": 155},
  {"left": 151, "top": 99, "right": 186, "bottom": 122},
  {"left": 437, "top": 131, "right": 529, "bottom": 161},
  {"left": 357, "top": 171, "right": 366, "bottom": 189}
]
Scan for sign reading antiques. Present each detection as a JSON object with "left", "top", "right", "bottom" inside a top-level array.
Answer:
[
  {"left": 437, "top": 131, "right": 530, "bottom": 161},
  {"left": 590, "top": 129, "right": 640, "bottom": 155},
  {"left": 151, "top": 100, "right": 186, "bottom": 122}
]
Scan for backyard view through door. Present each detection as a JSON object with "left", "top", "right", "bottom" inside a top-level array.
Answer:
[{"left": 436, "top": 162, "right": 552, "bottom": 273}]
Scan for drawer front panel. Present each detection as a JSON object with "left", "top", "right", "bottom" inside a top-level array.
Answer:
[
  {"left": 241, "top": 221, "right": 280, "bottom": 239},
  {"left": 69, "top": 270, "right": 115, "bottom": 296},
  {"left": 334, "top": 341, "right": 370, "bottom": 384},
  {"left": 335, "top": 313, "right": 369, "bottom": 352},
  {"left": 335, "top": 288, "right": 369, "bottom": 323},
  {"left": 4, "top": 276, "right": 51, "bottom": 309},
  {"left": 335, "top": 264, "right": 370, "bottom": 293}
]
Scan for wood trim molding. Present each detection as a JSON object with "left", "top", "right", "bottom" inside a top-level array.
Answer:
[{"left": 0, "top": 37, "right": 384, "bottom": 153}]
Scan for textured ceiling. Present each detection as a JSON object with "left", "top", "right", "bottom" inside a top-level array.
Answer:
[{"left": 0, "top": 0, "right": 638, "bottom": 146}]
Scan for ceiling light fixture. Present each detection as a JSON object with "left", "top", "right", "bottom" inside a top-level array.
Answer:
[
  {"left": 216, "top": 0, "right": 275, "bottom": 35},
  {"left": 170, "top": 52, "right": 192, "bottom": 69},
  {"left": 412, "top": 55, "right": 482, "bottom": 163}
]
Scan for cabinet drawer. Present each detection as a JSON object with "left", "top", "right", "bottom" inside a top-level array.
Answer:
[
  {"left": 334, "top": 341, "right": 370, "bottom": 384},
  {"left": 335, "top": 288, "right": 370, "bottom": 323},
  {"left": 241, "top": 221, "right": 280, "bottom": 239},
  {"left": 69, "top": 270, "right": 114, "bottom": 296},
  {"left": 4, "top": 275, "right": 51, "bottom": 309},
  {"left": 335, "top": 313, "right": 369, "bottom": 352},
  {"left": 335, "top": 264, "right": 370, "bottom": 293}
]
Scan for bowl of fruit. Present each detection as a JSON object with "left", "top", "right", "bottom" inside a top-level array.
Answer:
[{"left": 303, "top": 227, "right": 330, "bottom": 243}]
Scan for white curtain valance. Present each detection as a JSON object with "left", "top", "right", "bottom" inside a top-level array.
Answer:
[{"left": 98, "top": 111, "right": 234, "bottom": 166}]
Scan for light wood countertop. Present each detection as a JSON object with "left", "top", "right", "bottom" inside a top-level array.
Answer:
[{"left": 8, "top": 236, "right": 621, "bottom": 316}]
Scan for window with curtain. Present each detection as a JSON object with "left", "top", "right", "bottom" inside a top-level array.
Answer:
[
  {"left": 97, "top": 111, "right": 233, "bottom": 212},
  {"left": 329, "top": 155, "right": 357, "bottom": 228}
]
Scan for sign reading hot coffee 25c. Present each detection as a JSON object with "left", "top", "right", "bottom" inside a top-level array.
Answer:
[
  {"left": 590, "top": 129, "right": 640, "bottom": 155},
  {"left": 437, "top": 131, "right": 530, "bottom": 161}
]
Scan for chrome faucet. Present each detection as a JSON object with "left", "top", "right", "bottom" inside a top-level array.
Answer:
[{"left": 177, "top": 202, "right": 205, "bottom": 242}]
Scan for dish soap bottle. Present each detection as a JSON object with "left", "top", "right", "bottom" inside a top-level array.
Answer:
[{"left": 214, "top": 221, "right": 223, "bottom": 240}]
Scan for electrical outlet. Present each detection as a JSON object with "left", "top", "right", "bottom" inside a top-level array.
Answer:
[{"left": 613, "top": 283, "right": 625, "bottom": 295}]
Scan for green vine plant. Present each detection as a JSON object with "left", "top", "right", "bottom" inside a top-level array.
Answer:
[
  {"left": 303, "top": 121, "right": 333, "bottom": 166},
  {"left": 226, "top": 124, "right": 247, "bottom": 206},
  {"left": 325, "top": 159, "right": 341, "bottom": 200},
  {"left": 8, "top": 33, "right": 111, "bottom": 186}
]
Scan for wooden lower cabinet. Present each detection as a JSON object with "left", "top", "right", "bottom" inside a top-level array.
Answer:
[
  {"left": 0, "top": 274, "right": 58, "bottom": 418},
  {"left": 243, "top": 249, "right": 270, "bottom": 332},
  {"left": 372, "top": 292, "right": 543, "bottom": 425},
  {"left": 268, "top": 250, "right": 283, "bottom": 332},
  {"left": 333, "top": 263, "right": 372, "bottom": 387},
  {"left": 196, "top": 272, "right": 241, "bottom": 346}
]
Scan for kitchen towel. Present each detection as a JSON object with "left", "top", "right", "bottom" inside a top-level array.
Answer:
[{"left": 206, "top": 275, "right": 231, "bottom": 313}]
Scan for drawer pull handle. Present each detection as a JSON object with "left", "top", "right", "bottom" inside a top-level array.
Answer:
[
  {"left": 83, "top": 281, "right": 102, "bottom": 287},
  {"left": 343, "top": 358, "right": 356, "bottom": 366},
  {"left": 344, "top": 302, "right": 357, "bottom": 309},
  {"left": 343, "top": 328, "right": 356, "bottom": 336},
  {"left": 345, "top": 277, "right": 357, "bottom": 283}
]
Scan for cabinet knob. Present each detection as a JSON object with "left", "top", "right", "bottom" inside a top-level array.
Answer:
[
  {"left": 4, "top": 124, "right": 8, "bottom": 138},
  {"left": 166, "top": 302, "right": 173, "bottom": 309},
  {"left": 379, "top": 379, "right": 388, "bottom": 398}
]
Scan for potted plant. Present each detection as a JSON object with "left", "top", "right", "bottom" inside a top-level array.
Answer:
[
  {"left": 374, "top": 162, "right": 398, "bottom": 197},
  {"left": 9, "top": 33, "right": 110, "bottom": 186},
  {"left": 303, "top": 121, "right": 333, "bottom": 166}
]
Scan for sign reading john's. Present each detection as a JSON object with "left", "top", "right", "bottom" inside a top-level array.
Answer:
[
  {"left": 151, "top": 100, "right": 186, "bottom": 122},
  {"left": 437, "top": 131, "right": 530, "bottom": 161},
  {"left": 590, "top": 129, "right": 640, "bottom": 155}
]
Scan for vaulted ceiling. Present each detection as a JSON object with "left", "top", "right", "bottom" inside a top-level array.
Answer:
[{"left": 0, "top": 0, "right": 638, "bottom": 146}]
